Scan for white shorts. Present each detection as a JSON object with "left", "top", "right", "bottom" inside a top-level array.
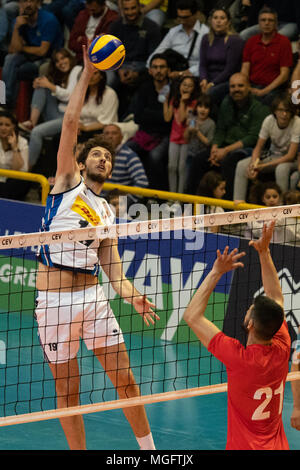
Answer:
[{"left": 35, "top": 284, "right": 124, "bottom": 363}]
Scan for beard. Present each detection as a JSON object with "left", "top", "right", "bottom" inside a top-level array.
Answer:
[{"left": 85, "top": 168, "right": 107, "bottom": 184}]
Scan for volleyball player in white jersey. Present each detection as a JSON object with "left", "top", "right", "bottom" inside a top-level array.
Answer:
[{"left": 35, "top": 45, "right": 159, "bottom": 451}]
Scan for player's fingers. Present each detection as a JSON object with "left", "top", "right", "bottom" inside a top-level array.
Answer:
[
  {"left": 145, "top": 300, "right": 157, "bottom": 309},
  {"left": 233, "top": 262, "right": 244, "bottom": 269},
  {"left": 232, "top": 251, "right": 246, "bottom": 261}
]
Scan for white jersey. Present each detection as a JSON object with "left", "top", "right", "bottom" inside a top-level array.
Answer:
[{"left": 38, "top": 179, "right": 115, "bottom": 275}]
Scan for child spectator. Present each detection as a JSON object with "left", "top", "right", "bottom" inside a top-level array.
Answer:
[
  {"left": 107, "top": 188, "right": 129, "bottom": 220},
  {"left": 163, "top": 75, "right": 200, "bottom": 193},
  {"left": 234, "top": 93, "right": 300, "bottom": 202},
  {"left": 246, "top": 181, "right": 299, "bottom": 243},
  {"left": 184, "top": 94, "right": 216, "bottom": 194},
  {"left": 196, "top": 170, "right": 226, "bottom": 233}
]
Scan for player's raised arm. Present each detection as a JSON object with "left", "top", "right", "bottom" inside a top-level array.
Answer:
[
  {"left": 55, "top": 45, "right": 95, "bottom": 185},
  {"left": 184, "top": 247, "right": 245, "bottom": 348},
  {"left": 249, "top": 221, "right": 284, "bottom": 308}
]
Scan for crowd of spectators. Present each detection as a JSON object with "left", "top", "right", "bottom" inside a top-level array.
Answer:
[{"left": 0, "top": 0, "right": 300, "bottom": 214}]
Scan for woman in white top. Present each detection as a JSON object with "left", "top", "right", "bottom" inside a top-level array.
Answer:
[
  {"left": 234, "top": 93, "right": 300, "bottom": 202},
  {"left": 19, "top": 48, "right": 82, "bottom": 169},
  {"left": 77, "top": 68, "right": 119, "bottom": 142},
  {"left": 0, "top": 110, "right": 29, "bottom": 201}
]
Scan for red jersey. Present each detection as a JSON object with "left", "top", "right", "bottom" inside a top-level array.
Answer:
[
  {"left": 242, "top": 33, "right": 293, "bottom": 86},
  {"left": 208, "top": 321, "right": 290, "bottom": 450}
]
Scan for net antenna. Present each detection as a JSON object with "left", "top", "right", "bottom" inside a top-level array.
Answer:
[{"left": 0, "top": 205, "right": 300, "bottom": 427}]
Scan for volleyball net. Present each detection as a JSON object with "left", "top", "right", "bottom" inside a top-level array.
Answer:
[{"left": 1, "top": 203, "right": 300, "bottom": 427}]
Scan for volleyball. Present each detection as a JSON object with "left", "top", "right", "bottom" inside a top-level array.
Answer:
[{"left": 88, "top": 34, "right": 126, "bottom": 71}]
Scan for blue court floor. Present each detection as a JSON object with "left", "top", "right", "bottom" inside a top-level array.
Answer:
[{"left": 0, "top": 316, "right": 299, "bottom": 451}]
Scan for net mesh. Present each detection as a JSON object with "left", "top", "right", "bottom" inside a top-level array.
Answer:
[{"left": 0, "top": 204, "right": 300, "bottom": 425}]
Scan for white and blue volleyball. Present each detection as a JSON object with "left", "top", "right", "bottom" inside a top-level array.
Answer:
[{"left": 88, "top": 34, "right": 126, "bottom": 71}]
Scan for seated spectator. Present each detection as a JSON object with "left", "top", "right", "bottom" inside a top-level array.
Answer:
[
  {"left": 107, "top": 188, "right": 130, "bottom": 219},
  {"left": 234, "top": 93, "right": 300, "bottom": 202},
  {"left": 241, "top": 7, "right": 293, "bottom": 106},
  {"left": 78, "top": 68, "right": 119, "bottom": 142},
  {"left": 18, "top": 48, "right": 82, "bottom": 169},
  {"left": 199, "top": 7, "right": 244, "bottom": 105},
  {"left": 240, "top": 0, "right": 299, "bottom": 41},
  {"left": 148, "top": 0, "right": 209, "bottom": 80},
  {"left": 190, "top": 72, "right": 269, "bottom": 200},
  {"left": 103, "top": 123, "right": 149, "bottom": 204},
  {"left": 245, "top": 181, "right": 299, "bottom": 243},
  {"left": 68, "top": 0, "right": 119, "bottom": 64},
  {"left": 163, "top": 75, "right": 200, "bottom": 193},
  {"left": 196, "top": 170, "right": 226, "bottom": 233},
  {"left": 184, "top": 94, "right": 215, "bottom": 194},
  {"left": 127, "top": 53, "right": 171, "bottom": 190},
  {"left": 3, "top": 0, "right": 86, "bottom": 30},
  {"left": 108, "top": 0, "right": 161, "bottom": 119},
  {"left": 139, "top": 0, "right": 168, "bottom": 27},
  {"left": 0, "top": 110, "right": 30, "bottom": 201},
  {"left": 2, "top": 0, "right": 64, "bottom": 109}
]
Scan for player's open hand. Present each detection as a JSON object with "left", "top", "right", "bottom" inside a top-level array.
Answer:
[
  {"left": 132, "top": 295, "right": 160, "bottom": 327},
  {"left": 249, "top": 220, "right": 275, "bottom": 253},
  {"left": 213, "top": 246, "right": 245, "bottom": 275}
]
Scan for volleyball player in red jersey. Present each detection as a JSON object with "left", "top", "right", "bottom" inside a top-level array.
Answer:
[{"left": 184, "top": 221, "right": 290, "bottom": 450}]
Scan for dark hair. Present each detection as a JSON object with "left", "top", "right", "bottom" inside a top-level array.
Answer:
[
  {"left": 176, "top": 0, "right": 198, "bottom": 14},
  {"left": 107, "top": 188, "right": 127, "bottom": 200},
  {"left": 271, "top": 92, "right": 297, "bottom": 117},
  {"left": 76, "top": 135, "right": 116, "bottom": 169},
  {"left": 258, "top": 6, "right": 278, "bottom": 21},
  {"left": 0, "top": 110, "right": 17, "bottom": 128},
  {"left": 196, "top": 171, "right": 225, "bottom": 198},
  {"left": 149, "top": 53, "right": 169, "bottom": 67},
  {"left": 196, "top": 93, "right": 212, "bottom": 110},
  {"left": 86, "top": 0, "right": 105, "bottom": 4},
  {"left": 171, "top": 75, "right": 200, "bottom": 108},
  {"left": 262, "top": 181, "right": 282, "bottom": 196},
  {"left": 85, "top": 70, "right": 107, "bottom": 104},
  {"left": 0, "top": 110, "right": 19, "bottom": 141},
  {"left": 248, "top": 181, "right": 282, "bottom": 205},
  {"left": 251, "top": 295, "right": 284, "bottom": 341},
  {"left": 46, "top": 48, "right": 77, "bottom": 87}
]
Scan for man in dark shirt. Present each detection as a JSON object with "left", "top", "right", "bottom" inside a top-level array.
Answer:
[
  {"left": 127, "top": 53, "right": 171, "bottom": 190},
  {"left": 107, "top": 0, "right": 161, "bottom": 118},
  {"left": 191, "top": 72, "right": 269, "bottom": 200}
]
